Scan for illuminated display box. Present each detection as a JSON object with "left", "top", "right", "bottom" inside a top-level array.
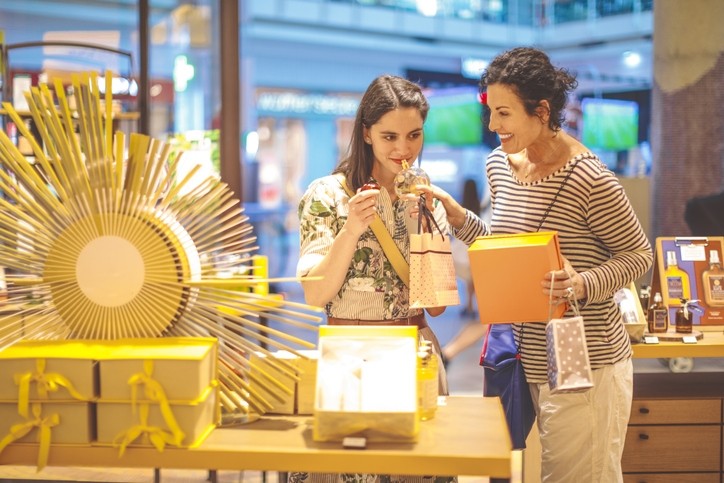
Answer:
[{"left": 313, "top": 325, "right": 419, "bottom": 443}]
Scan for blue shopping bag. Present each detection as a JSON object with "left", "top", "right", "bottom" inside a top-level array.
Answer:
[{"left": 480, "top": 323, "right": 536, "bottom": 449}]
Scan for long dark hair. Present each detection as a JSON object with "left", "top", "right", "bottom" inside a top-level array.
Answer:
[
  {"left": 334, "top": 75, "right": 429, "bottom": 191},
  {"left": 479, "top": 47, "right": 577, "bottom": 131},
  {"left": 461, "top": 178, "right": 480, "bottom": 214}
]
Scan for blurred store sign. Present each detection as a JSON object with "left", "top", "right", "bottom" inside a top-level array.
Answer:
[{"left": 257, "top": 91, "right": 359, "bottom": 117}]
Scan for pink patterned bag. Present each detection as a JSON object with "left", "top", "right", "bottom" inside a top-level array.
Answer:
[{"left": 409, "top": 231, "right": 460, "bottom": 308}]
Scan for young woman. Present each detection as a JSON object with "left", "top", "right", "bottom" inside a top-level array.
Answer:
[{"left": 293, "top": 74, "right": 455, "bottom": 483}]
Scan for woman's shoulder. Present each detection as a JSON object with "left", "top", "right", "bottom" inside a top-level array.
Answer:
[
  {"left": 304, "top": 174, "right": 345, "bottom": 196},
  {"left": 486, "top": 147, "right": 507, "bottom": 163},
  {"left": 571, "top": 151, "right": 615, "bottom": 178}
]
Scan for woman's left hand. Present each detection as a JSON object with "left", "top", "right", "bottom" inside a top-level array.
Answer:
[{"left": 542, "top": 256, "right": 587, "bottom": 305}]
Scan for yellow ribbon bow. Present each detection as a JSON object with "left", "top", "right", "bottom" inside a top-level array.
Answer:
[
  {"left": 113, "top": 403, "right": 178, "bottom": 457},
  {"left": 15, "top": 359, "right": 87, "bottom": 418},
  {"left": 127, "top": 360, "right": 185, "bottom": 447},
  {"left": 0, "top": 403, "right": 59, "bottom": 471}
]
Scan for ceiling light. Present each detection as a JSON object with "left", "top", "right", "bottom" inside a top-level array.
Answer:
[{"left": 622, "top": 51, "right": 642, "bottom": 68}]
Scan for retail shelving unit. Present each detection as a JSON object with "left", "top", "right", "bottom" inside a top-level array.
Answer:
[{"left": 0, "top": 40, "right": 139, "bottom": 148}]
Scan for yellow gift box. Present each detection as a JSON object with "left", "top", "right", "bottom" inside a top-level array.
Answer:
[
  {"left": 96, "top": 384, "right": 218, "bottom": 451},
  {"left": 313, "top": 326, "right": 419, "bottom": 443},
  {"left": 0, "top": 337, "right": 220, "bottom": 466},
  {"left": 0, "top": 401, "right": 93, "bottom": 444},
  {"left": 468, "top": 231, "right": 565, "bottom": 324},
  {"left": 249, "top": 349, "right": 318, "bottom": 415},
  {"left": 94, "top": 337, "right": 220, "bottom": 452},
  {"left": 98, "top": 338, "right": 217, "bottom": 400},
  {"left": 0, "top": 340, "right": 99, "bottom": 403}
]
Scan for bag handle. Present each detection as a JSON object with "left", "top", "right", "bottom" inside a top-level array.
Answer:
[
  {"left": 548, "top": 272, "right": 581, "bottom": 321},
  {"left": 417, "top": 193, "right": 445, "bottom": 240},
  {"left": 339, "top": 176, "right": 410, "bottom": 287}
]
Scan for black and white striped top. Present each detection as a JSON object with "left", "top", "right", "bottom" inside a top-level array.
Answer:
[{"left": 456, "top": 148, "right": 653, "bottom": 383}]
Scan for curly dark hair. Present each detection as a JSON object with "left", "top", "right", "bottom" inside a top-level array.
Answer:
[
  {"left": 479, "top": 47, "right": 578, "bottom": 131},
  {"left": 334, "top": 75, "right": 429, "bottom": 192}
]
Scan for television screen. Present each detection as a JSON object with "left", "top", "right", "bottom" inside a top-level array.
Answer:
[
  {"left": 581, "top": 98, "right": 639, "bottom": 151},
  {"left": 423, "top": 87, "right": 482, "bottom": 147}
]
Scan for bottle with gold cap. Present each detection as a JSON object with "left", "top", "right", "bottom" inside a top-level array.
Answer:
[{"left": 417, "top": 340, "right": 438, "bottom": 421}]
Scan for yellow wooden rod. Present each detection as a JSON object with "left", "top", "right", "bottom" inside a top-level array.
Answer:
[{"left": 105, "top": 70, "right": 113, "bottom": 164}]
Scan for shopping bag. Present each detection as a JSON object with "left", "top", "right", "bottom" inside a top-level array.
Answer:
[
  {"left": 480, "top": 323, "right": 536, "bottom": 450},
  {"left": 408, "top": 194, "right": 459, "bottom": 308},
  {"left": 546, "top": 315, "right": 594, "bottom": 394},
  {"left": 544, "top": 275, "right": 594, "bottom": 394},
  {"left": 409, "top": 231, "right": 460, "bottom": 308}
]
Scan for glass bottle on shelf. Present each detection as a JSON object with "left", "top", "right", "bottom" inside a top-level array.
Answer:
[
  {"left": 664, "top": 250, "right": 691, "bottom": 306},
  {"left": 702, "top": 249, "right": 724, "bottom": 307},
  {"left": 417, "top": 340, "right": 438, "bottom": 421},
  {"left": 647, "top": 292, "right": 668, "bottom": 334},
  {"left": 675, "top": 298, "right": 694, "bottom": 334}
]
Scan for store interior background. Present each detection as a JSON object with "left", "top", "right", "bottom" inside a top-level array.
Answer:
[{"left": 0, "top": 0, "right": 722, "bottom": 393}]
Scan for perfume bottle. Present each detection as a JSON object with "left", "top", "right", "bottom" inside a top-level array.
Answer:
[
  {"left": 675, "top": 298, "right": 694, "bottom": 334},
  {"left": 702, "top": 250, "right": 724, "bottom": 307},
  {"left": 394, "top": 160, "right": 430, "bottom": 197},
  {"left": 647, "top": 292, "right": 668, "bottom": 333},
  {"left": 664, "top": 251, "right": 691, "bottom": 306}
]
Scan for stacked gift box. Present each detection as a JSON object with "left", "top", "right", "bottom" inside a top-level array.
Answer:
[
  {"left": 249, "top": 349, "right": 318, "bottom": 415},
  {"left": 0, "top": 337, "right": 219, "bottom": 468}
]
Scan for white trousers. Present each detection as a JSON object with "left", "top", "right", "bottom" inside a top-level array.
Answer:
[{"left": 530, "top": 358, "right": 633, "bottom": 483}]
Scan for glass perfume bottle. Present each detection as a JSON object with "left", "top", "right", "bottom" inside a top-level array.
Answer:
[
  {"left": 675, "top": 298, "right": 698, "bottom": 334},
  {"left": 702, "top": 249, "right": 724, "bottom": 307},
  {"left": 664, "top": 250, "right": 691, "bottom": 306},
  {"left": 647, "top": 292, "right": 668, "bottom": 333},
  {"left": 394, "top": 161, "right": 430, "bottom": 197}
]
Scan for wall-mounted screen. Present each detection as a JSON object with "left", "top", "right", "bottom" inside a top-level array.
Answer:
[
  {"left": 581, "top": 98, "right": 639, "bottom": 151},
  {"left": 423, "top": 87, "right": 482, "bottom": 147}
]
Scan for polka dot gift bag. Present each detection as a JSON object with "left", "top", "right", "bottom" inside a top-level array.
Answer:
[
  {"left": 409, "top": 195, "right": 460, "bottom": 309},
  {"left": 545, "top": 277, "right": 594, "bottom": 394}
]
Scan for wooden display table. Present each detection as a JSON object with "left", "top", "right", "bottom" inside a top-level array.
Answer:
[{"left": 0, "top": 396, "right": 513, "bottom": 478}]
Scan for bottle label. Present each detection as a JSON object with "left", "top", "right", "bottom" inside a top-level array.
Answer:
[
  {"left": 667, "top": 276, "right": 683, "bottom": 299},
  {"left": 653, "top": 309, "right": 668, "bottom": 332},
  {"left": 708, "top": 275, "right": 724, "bottom": 302}
]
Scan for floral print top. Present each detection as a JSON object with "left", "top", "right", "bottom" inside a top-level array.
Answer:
[{"left": 296, "top": 174, "right": 449, "bottom": 320}]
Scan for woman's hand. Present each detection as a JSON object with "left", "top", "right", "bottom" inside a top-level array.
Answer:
[
  {"left": 542, "top": 256, "right": 587, "bottom": 305},
  {"left": 344, "top": 188, "right": 380, "bottom": 238},
  {"left": 408, "top": 184, "right": 468, "bottom": 230}
]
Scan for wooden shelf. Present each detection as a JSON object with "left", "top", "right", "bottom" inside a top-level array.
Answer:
[{"left": 631, "top": 329, "right": 724, "bottom": 358}]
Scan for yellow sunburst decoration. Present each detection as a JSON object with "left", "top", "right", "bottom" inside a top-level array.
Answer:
[{"left": 0, "top": 71, "right": 322, "bottom": 417}]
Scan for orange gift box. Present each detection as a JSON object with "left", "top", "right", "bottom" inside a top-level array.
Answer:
[{"left": 468, "top": 231, "right": 565, "bottom": 324}]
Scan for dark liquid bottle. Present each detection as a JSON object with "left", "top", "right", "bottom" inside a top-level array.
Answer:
[
  {"left": 647, "top": 292, "right": 668, "bottom": 333},
  {"left": 675, "top": 298, "right": 693, "bottom": 334}
]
